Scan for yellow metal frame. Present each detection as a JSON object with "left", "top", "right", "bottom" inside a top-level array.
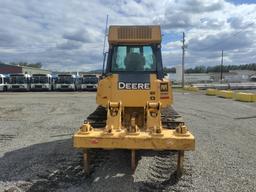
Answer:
[{"left": 73, "top": 127, "right": 195, "bottom": 151}]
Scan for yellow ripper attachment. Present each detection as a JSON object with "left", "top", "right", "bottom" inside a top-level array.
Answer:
[
  {"left": 74, "top": 101, "right": 195, "bottom": 175},
  {"left": 74, "top": 125, "right": 194, "bottom": 151},
  {"left": 73, "top": 122, "right": 195, "bottom": 175}
]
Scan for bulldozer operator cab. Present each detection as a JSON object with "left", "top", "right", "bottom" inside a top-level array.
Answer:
[
  {"left": 110, "top": 45, "right": 157, "bottom": 73},
  {"left": 103, "top": 26, "right": 165, "bottom": 79}
]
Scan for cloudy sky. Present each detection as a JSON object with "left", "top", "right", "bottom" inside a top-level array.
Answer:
[{"left": 0, "top": 0, "right": 255, "bottom": 71}]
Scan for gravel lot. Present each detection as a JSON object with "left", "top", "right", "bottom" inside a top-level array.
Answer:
[{"left": 0, "top": 91, "right": 255, "bottom": 192}]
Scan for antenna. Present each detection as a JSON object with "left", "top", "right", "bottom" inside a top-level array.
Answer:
[{"left": 102, "top": 15, "right": 109, "bottom": 75}]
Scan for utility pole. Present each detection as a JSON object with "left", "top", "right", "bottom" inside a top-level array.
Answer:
[
  {"left": 181, "top": 32, "right": 185, "bottom": 88},
  {"left": 220, "top": 50, "right": 223, "bottom": 82}
]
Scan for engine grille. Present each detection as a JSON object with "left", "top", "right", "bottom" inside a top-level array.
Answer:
[{"left": 117, "top": 27, "right": 152, "bottom": 40}]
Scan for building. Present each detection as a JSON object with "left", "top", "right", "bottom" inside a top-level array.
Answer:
[
  {"left": 168, "top": 73, "right": 213, "bottom": 83},
  {"left": 210, "top": 70, "right": 256, "bottom": 82},
  {"left": 21, "top": 65, "right": 51, "bottom": 75},
  {"left": 0, "top": 63, "right": 51, "bottom": 75},
  {"left": 168, "top": 67, "right": 256, "bottom": 84},
  {"left": 0, "top": 63, "right": 20, "bottom": 74}
]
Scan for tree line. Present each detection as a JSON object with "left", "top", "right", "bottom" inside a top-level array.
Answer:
[
  {"left": 185, "top": 63, "right": 256, "bottom": 73},
  {"left": 163, "top": 63, "right": 256, "bottom": 74}
]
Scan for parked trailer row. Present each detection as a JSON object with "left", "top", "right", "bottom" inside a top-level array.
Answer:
[{"left": 0, "top": 74, "right": 99, "bottom": 92}]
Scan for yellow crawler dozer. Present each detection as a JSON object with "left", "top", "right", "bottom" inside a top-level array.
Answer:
[{"left": 73, "top": 25, "right": 195, "bottom": 175}]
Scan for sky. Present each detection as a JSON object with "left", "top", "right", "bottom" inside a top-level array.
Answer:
[{"left": 0, "top": 0, "right": 255, "bottom": 71}]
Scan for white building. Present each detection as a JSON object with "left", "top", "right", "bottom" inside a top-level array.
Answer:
[{"left": 168, "top": 72, "right": 213, "bottom": 83}]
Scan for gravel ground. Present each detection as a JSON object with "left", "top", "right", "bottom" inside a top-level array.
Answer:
[{"left": 0, "top": 91, "right": 255, "bottom": 192}]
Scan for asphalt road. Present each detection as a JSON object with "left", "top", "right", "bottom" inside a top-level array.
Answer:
[{"left": 0, "top": 91, "right": 255, "bottom": 192}]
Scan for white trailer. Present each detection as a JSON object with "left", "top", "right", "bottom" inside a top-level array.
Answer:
[
  {"left": 54, "top": 74, "right": 79, "bottom": 91},
  {"left": 31, "top": 74, "right": 53, "bottom": 91},
  {"left": 80, "top": 75, "right": 98, "bottom": 91},
  {"left": 0, "top": 74, "right": 8, "bottom": 92},
  {"left": 8, "top": 74, "right": 31, "bottom": 91}
]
